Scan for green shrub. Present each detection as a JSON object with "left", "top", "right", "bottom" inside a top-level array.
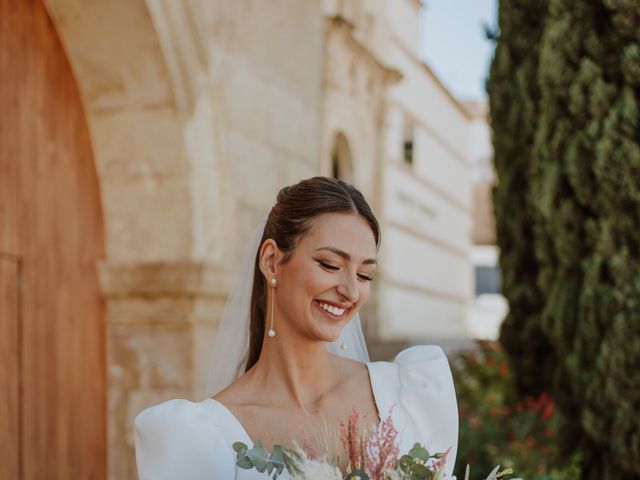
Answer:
[{"left": 452, "top": 341, "right": 582, "bottom": 480}]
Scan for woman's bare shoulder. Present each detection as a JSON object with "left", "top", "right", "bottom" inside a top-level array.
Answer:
[
  {"left": 330, "top": 354, "right": 369, "bottom": 380},
  {"left": 212, "top": 372, "right": 253, "bottom": 408},
  {"left": 326, "top": 355, "right": 374, "bottom": 403}
]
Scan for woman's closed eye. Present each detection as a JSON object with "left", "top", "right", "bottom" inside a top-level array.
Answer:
[
  {"left": 315, "top": 259, "right": 374, "bottom": 282},
  {"left": 316, "top": 259, "right": 339, "bottom": 271}
]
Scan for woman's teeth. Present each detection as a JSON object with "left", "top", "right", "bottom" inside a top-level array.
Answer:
[{"left": 318, "top": 301, "right": 346, "bottom": 316}]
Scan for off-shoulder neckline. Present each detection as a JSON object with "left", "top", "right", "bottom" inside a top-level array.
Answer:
[{"left": 204, "top": 362, "right": 383, "bottom": 447}]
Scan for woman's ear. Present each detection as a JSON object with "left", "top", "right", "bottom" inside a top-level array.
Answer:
[{"left": 258, "top": 239, "right": 280, "bottom": 279}]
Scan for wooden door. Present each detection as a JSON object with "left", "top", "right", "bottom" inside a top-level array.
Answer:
[
  {"left": 0, "top": 256, "right": 20, "bottom": 479},
  {"left": 0, "top": 0, "right": 107, "bottom": 478}
]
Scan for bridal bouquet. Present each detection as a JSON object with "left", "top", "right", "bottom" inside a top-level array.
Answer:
[{"left": 233, "top": 410, "right": 514, "bottom": 480}]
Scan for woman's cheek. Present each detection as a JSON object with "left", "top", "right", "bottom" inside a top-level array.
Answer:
[{"left": 358, "top": 285, "right": 370, "bottom": 304}]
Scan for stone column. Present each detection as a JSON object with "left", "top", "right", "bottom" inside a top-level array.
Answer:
[{"left": 99, "top": 261, "right": 231, "bottom": 480}]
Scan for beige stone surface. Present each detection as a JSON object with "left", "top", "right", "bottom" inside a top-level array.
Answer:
[
  {"left": 41, "top": 0, "right": 486, "bottom": 477},
  {"left": 47, "top": 0, "right": 174, "bottom": 111},
  {"left": 100, "top": 260, "right": 230, "bottom": 479}
]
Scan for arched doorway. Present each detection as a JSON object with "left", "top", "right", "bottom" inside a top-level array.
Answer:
[
  {"left": 330, "top": 132, "right": 355, "bottom": 182},
  {"left": 0, "top": 1, "right": 107, "bottom": 478}
]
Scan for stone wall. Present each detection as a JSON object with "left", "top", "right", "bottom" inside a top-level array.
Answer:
[
  {"left": 44, "top": 0, "right": 478, "bottom": 476},
  {"left": 46, "top": 0, "right": 326, "bottom": 478},
  {"left": 99, "top": 262, "right": 230, "bottom": 479},
  {"left": 198, "top": 0, "right": 324, "bottom": 240}
]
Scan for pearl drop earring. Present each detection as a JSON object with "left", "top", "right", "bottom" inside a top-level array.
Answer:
[
  {"left": 268, "top": 278, "right": 277, "bottom": 337},
  {"left": 340, "top": 332, "right": 348, "bottom": 351}
]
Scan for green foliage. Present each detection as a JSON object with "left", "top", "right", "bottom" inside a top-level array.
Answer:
[
  {"left": 490, "top": 0, "right": 640, "bottom": 478},
  {"left": 234, "top": 439, "right": 468, "bottom": 480},
  {"left": 396, "top": 443, "right": 447, "bottom": 480},
  {"left": 452, "top": 342, "right": 585, "bottom": 480},
  {"left": 487, "top": 0, "right": 556, "bottom": 396},
  {"left": 233, "top": 441, "right": 287, "bottom": 479},
  {"left": 531, "top": 1, "right": 640, "bottom": 478}
]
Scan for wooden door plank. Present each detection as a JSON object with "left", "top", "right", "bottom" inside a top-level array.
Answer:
[
  {"left": 2, "top": 0, "right": 107, "bottom": 478},
  {"left": 0, "top": 0, "right": 21, "bottom": 257},
  {"left": 0, "top": 258, "right": 20, "bottom": 480}
]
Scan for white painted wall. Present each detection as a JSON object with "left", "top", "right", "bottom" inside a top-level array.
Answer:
[
  {"left": 373, "top": 0, "right": 474, "bottom": 341},
  {"left": 199, "top": 0, "right": 325, "bottom": 250}
]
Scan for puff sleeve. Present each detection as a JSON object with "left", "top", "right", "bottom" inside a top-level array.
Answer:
[
  {"left": 134, "top": 399, "right": 236, "bottom": 480},
  {"left": 395, "top": 345, "right": 459, "bottom": 478}
]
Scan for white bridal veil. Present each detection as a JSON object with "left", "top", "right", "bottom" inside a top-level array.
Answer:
[{"left": 205, "top": 214, "right": 370, "bottom": 398}]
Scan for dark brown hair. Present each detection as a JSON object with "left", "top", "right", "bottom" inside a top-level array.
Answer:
[{"left": 244, "top": 176, "right": 380, "bottom": 372}]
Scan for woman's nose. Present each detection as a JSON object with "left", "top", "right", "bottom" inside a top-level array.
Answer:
[{"left": 336, "top": 273, "right": 359, "bottom": 304}]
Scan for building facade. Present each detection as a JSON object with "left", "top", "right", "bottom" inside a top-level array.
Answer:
[
  {"left": 2, "top": 0, "right": 481, "bottom": 477},
  {"left": 466, "top": 101, "right": 507, "bottom": 340}
]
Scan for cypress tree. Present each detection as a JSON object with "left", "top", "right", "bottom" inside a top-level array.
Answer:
[
  {"left": 487, "top": 0, "right": 554, "bottom": 396},
  {"left": 531, "top": 0, "right": 640, "bottom": 477},
  {"left": 491, "top": 0, "right": 640, "bottom": 477}
]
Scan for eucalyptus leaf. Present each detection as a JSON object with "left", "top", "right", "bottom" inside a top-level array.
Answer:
[
  {"left": 236, "top": 454, "right": 253, "bottom": 470},
  {"left": 233, "top": 442, "right": 248, "bottom": 453},
  {"left": 269, "top": 446, "right": 286, "bottom": 469},
  {"left": 410, "top": 463, "right": 431, "bottom": 479},
  {"left": 266, "top": 445, "right": 287, "bottom": 478},
  {"left": 246, "top": 443, "right": 270, "bottom": 472},
  {"left": 398, "top": 453, "right": 415, "bottom": 471},
  {"left": 408, "top": 443, "right": 430, "bottom": 462}
]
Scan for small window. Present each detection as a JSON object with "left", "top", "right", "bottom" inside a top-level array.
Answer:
[
  {"left": 475, "top": 265, "right": 502, "bottom": 295},
  {"left": 403, "top": 119, "right": 415, "bottom": 166}
]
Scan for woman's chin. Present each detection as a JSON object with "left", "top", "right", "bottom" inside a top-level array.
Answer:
[
  {"left": 306, "top": 305, "right": 351, "bottom": 342},
  {"left": 313, "top": 324, "right": 343, "bottom": 344}
]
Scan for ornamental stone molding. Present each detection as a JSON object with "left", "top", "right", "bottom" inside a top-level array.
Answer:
[{"left": 99, "top": 260, "right": 232, "bottom": 479}]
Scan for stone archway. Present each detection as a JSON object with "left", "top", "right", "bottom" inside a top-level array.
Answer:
[
  {"left": 42, "top": 2, "right": 234, "bottom": 478},
  {"left": 331, "top": 131, "right": 355, "bottom": 182},
  {"left": 44, "top": 0, "right": 233, "bottom": 264}
]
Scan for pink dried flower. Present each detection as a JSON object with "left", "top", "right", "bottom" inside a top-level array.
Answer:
[
  {"left": 340, "top": 409, "right": 365, "bottom": 470},
  {"left": 365, "top": 407, "right": 400, "bottom": 479},
  {"left": 339, "top": 407, "right": 403, "bottom": 479},
  {"left": 429, "top": 447, "right": 451, "bottom": 473}
]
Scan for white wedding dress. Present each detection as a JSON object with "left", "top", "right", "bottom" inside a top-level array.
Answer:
[{"left": 134, "top": 345, "right": 459, "bottom": 479}]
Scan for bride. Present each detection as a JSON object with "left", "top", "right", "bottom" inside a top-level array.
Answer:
[{"left": 134, "top": 177, "right": 459, "bottom": 479}]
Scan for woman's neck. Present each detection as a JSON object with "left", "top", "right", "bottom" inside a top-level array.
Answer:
[{"left": 248, "top": 335, "right": 340, "bottom": 413}]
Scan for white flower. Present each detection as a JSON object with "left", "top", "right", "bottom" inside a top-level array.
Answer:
[
  {"left": 383, "top": 470, "right": 404, "bottom": 480},
  {"left": 289, "top": 457, "right": 342, "bottom": 480}
]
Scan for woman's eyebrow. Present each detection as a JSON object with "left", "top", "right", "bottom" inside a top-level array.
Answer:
[{"left": 315, "top": 246, "right": 377, "bottom": 265}]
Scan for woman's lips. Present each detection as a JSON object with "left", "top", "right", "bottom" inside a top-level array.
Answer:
[{"left": 312, "top": 299, "right": 348, "bottom": 321}]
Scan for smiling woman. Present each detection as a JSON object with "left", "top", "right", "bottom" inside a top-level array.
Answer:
[
  {"left": 245, "top": 178, "right": 381, "bottom": 374},
  {"left": 133, "top": 177, "right": 459, "bottom": 479}
]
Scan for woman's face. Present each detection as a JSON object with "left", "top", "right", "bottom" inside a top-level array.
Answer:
[{"left": 266, "top": 212, "right": 378, "bottom": 344}]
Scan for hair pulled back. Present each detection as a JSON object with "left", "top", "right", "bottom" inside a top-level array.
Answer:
[{"left": 245, "top": 176, "right": 380, "bottom": 372}]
